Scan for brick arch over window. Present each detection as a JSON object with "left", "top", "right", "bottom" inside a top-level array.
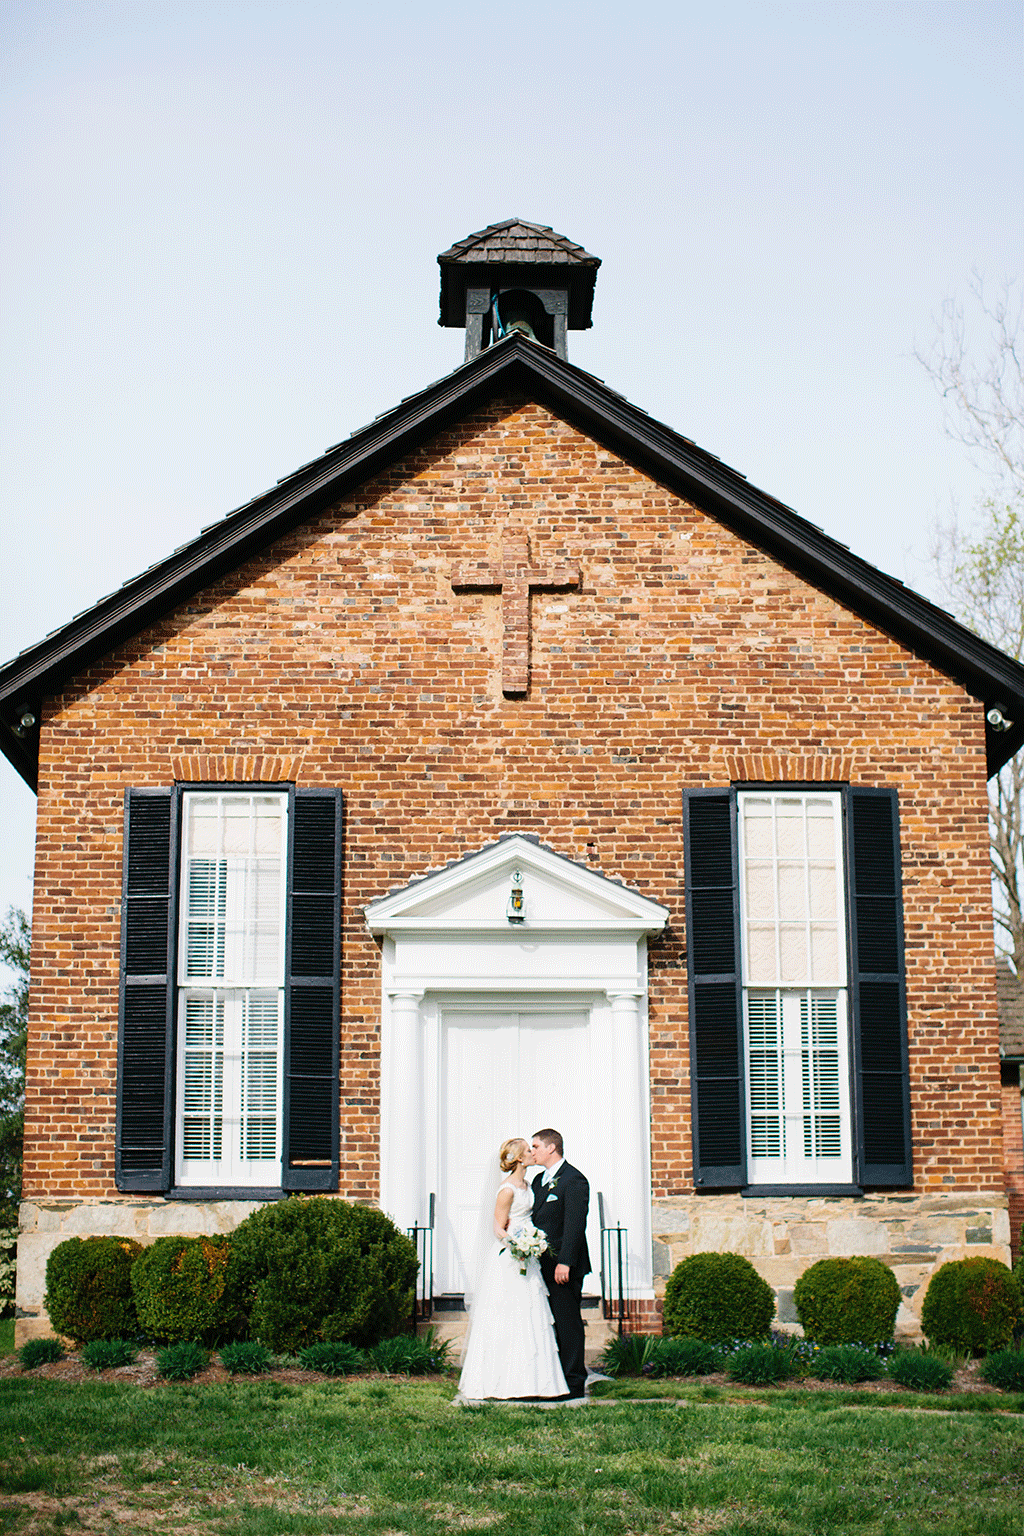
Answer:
[
  {"left": 171, "top": 754, "right": 306, "bottom": 783},
  {"left": 723, "top": 753, "right": 861, "bottom": 784}
]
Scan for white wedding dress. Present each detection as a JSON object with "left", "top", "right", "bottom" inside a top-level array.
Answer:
[{"left": 458, "top": 1181, "right": 569, "bottom": 1400}]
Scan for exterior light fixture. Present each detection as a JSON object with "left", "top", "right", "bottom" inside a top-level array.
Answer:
[
  {"left": 10, "top": 708, "right": 36, "bottom": 739},
  {"left": 507, "top": 868, "right": 525, "bottom": 924},
  {"left": 986, "top": 705, "right": 1013, "bottom": 733}
]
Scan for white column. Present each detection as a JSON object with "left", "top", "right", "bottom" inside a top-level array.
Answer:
[
  {"left": 607, "top": 990, "right": 651, "bottom": 1291},
  {"left": 383, "top": 991, "right": 425, "bottom": 1233}
]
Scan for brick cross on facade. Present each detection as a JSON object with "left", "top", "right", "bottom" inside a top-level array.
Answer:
[{"left": 451, "top": 531, "right": 581, "bottom": 695}]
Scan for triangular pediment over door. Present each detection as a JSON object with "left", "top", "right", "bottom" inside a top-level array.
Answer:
[{"left": 366, "top": 837, "right": 669, "bottom": 1299}]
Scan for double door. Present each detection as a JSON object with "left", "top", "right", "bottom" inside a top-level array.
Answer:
[{"left": 437, "top": 1007, "right": 601, "bottom": 1296}]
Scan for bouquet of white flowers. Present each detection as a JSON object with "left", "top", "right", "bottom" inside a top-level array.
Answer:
[{"left": 503, "top": 1222, "right": 549, "bottom": 1276}]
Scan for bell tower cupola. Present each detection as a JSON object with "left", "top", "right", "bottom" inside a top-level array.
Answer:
[{"left": 438, "top": 219, "right": 601, "bottom": 362}]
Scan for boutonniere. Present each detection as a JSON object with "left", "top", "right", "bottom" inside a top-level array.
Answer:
[{"left": 548, "top": 1176, "right": 560, "bottom": 1192}]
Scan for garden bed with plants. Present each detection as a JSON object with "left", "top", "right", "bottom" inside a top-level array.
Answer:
[{"left": 0, "top": 1331, "right": 451, "bottom": 1389}]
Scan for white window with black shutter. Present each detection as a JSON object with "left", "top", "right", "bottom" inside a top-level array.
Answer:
[
  {"left": 738, "top": 792, "right": 852, "bottom": 1185},
  {"left": 683, "top": 785, "right": 911, "bottom": 1193},
  {"left": 115, "top": 784, "right": 341, "bottom": 1197},
  {"left": 177, "top": 792, "right": 287, "bottom": 1187}
]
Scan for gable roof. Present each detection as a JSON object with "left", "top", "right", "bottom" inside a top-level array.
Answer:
[{"left": 2, "top": 331, "right": 1023, "bottom": 788}]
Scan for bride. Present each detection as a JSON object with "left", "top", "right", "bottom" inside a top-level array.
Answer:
[{"left": 458, "top": 1136, "right": 569, "bottom": 1400}]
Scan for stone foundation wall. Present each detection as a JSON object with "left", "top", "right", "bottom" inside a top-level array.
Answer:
[
  {"left": 19, "top": 1191, "right": 1013, "bottom": 1347},
  {"left": 651, "top": 1193, "right": 1011, "bottom": 1340}
]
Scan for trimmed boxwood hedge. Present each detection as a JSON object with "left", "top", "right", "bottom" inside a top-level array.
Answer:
[
  {"left": 921, "top": 1257, "right": 1022, "bottom": 1355},
  {"left": 44, "top": 1236, "right": 142, "bottom": 1344},
  {"left": 131, "top": 1235, "right": 241, "bottom": 1346},
  {"left": 227, "top": 1196, "right": 418, "bottom": 1353},
  {"left": 663, "top": 1252, "right": 775, "bottom": 1343},
  {"left": 793, "top": 1256, "right": 901, "bottom": 1346}
]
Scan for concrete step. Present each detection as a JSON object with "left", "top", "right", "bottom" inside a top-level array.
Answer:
[{"left": 418, "top": 1308, "right": 617, "bottom": 1366}]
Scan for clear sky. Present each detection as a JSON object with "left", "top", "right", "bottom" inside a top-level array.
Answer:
[{"left": 1, "top": 0, "right": 1022, "bottom": 927}]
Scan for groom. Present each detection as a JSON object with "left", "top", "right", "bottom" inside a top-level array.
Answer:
[{"left": 531, "top": 1128, "right": 591, "bottom": 1401}]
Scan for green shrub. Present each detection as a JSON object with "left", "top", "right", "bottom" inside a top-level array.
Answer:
[
  {"left": 979, "top": 1349, "right": 1024, "bottom": 1392},
  {"left": 810, "top": 1344, "right": 885, "bottom": 1383},
  {"left": 725, "top": 1342, "right": 797, "bottom": 1385},
  {"left": 794, "top": 1256, "right": 901, "bottom": 1346},
  {"left": 219, "top": 1341, "right": 273, "bottom": 1375},
  {"left": 44, "top": 1236, "right": 142, "bottom": 1344},
  {"left": 155, "top": 1341, "right": 208, "bottom": 1380},
  {"left": 647, "top": 1337, "right": 721, "bottom": 1378},
  {"left": 889, "top": 1349, "right": 953, "bottom": 1392},
  {"left": 131, "top": 1235, "right": 240, "bottom": 1346},
  {"left": 663, "top": 1252, "right": 775, "bottom": 1343},
  {"left": 0, "top": 1226, "right": 16, "bottom": 1320},
  {"left": 921, "top": 1258, "right": 1023, "bottom": 1355},
  {"left": 80, "top": 1338, "right": 138, "bottom": 1370},
  {"left": 18, "top": 1336, "right": 64, "bottom": 1368},
  {"left": 368, "top": 1331, "right": 451, "bottom": 1375},
  {"left": 228, "top": 1197, "right": 418, "bottom": 1353},
  {"left": 595, "top": 1332, "right": 658, "bottom": 1377},
  {"left": 297, "top": 1340, "right": 367, "bottom": 1376}
]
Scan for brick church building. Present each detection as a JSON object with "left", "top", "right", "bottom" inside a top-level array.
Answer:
[{"left": 4, "top": 220, "right": 1023, "bottom": 1343}]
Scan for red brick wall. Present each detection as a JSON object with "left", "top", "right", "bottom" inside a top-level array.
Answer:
[
  {"left": 1002, "top": 1064, "right": 1024, "bottom": 1262},
  {"left": 24, "top": 398, "right": 1003, "bottom": 1203}
]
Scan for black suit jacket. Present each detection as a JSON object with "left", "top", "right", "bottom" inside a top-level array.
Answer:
[{"left": 531, "top": 1161, "right": 591, "bottom": 1278}]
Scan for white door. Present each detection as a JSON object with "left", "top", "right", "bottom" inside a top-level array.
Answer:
[{"left": 438, "top": 1007, "right": 603, "bottom": 1296}]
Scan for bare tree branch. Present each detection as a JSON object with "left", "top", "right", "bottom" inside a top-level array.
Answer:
[{"left": 918, "top": 278, "right": 1024, "bottom": 975}]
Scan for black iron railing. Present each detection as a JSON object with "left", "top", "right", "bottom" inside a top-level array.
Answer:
[
  {"left": 407, "top": 1191, "right": 435, "bottom": 1325},
  {"left": 598, "top": 1190, "right": 629, "bottom": 1335}
]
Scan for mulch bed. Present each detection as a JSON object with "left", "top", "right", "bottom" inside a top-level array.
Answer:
[
  {"left": 0, "top": 1351, "right": 398, "bottom": 1389},
  {"left": 0, "top": 1351, "right": 1001, "bottom": 1396}
]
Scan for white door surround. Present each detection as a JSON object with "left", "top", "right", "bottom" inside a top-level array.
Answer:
[{"left": 365, "top": 836, "right": 669, "bottom": 1297}]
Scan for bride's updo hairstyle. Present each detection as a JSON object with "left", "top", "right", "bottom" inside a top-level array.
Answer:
[{"left": 499, "top": 1137, "right": 528, "bottom": 1172}]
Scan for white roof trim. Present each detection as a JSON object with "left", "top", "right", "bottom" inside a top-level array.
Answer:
[{"left": 364, "top": 835, "right": 669, "bottom": 935}]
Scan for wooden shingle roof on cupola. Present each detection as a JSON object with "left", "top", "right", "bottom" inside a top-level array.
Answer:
[{"left": 438, "top": 218, "right": 601, "bottom": 360}]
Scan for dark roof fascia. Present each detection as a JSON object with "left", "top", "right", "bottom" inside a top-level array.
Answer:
[{"left": 2, "top": 334, "right": 1023, "bottom": 789}]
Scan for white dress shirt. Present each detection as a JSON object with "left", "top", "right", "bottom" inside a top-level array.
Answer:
[{"left": 541, "top": 1156, "right": 565, "bottom": 1188}]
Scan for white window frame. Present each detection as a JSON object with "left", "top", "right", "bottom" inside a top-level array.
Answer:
[
  {"left": 737, "top": 791, "right": 853, "bottom": 1185},
  {"left": 174, "top": 790, "right": 288, "bottom": 1188}
]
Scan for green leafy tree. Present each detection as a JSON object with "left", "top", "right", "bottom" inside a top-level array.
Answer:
[
  {"left": 0, "top": 907, "right": 29, "bottom": 1221},
  {"left": 917, "top": 278, "right": 1023, "bottom": 975}
]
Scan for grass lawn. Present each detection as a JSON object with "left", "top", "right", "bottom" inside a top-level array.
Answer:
[
  {"left": 0, "top": 1321, "right": 13, "bottom": 1357},
  {"left": 0, "top": 1376, "right": 1021, "bottom": 1535}
]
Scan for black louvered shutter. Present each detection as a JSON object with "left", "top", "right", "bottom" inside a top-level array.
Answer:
[
  {"left": 116, "top": 789, "right": 177, "bottom": 1191},
  {"left": 847, "top": 788, "right": 912, "bottom": 1186},
  {"left": 282, "top": 789, "right": 342, "bottom": 1191},
  {"left": 684, "top": 789, "right": 746, "bottom": 1187}
]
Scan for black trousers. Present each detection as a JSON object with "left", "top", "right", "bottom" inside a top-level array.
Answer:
[{"left": 540, "top": 1259, "right": 586, "bottom": 1396}]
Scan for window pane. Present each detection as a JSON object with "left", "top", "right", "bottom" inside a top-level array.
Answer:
[
  {"left": 778, "top": 863, "right": 806, "bottom": 920},
  {"left": 744, "top": 863, "right": 776, "bottom": 920},
  {"left": 747, "top": 925, "right": 777, "bottom": 985},
  {"left": 779, "top": 925, "right": 807, "bottom": 983},
  {"left": 800, "top": 995, "right": 842, "bottom": 1160},
  {"left": 182, "top": 997, "right": 223, "bottom": 1162},
  {"left": 808, "top": 865, "right": 836, "bottom": 920},
  {"left": 810, "top": 925, "right": 841, "bottom": 984},
  {"left": 747, "top": 995, "right": 783, "bottom": 1159}
]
